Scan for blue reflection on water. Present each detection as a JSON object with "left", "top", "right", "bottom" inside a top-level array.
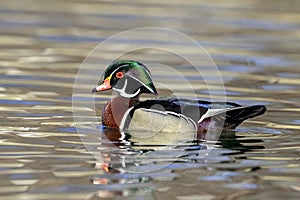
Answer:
[{"left": 0, "top": 99, "right": 52, "bottom": 105}]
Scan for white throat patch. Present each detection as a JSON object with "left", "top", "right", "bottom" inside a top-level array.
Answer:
[{"left": 112, "top": 79, "right": 141, "bottom": 98}]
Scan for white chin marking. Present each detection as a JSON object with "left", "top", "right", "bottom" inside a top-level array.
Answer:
[
  {"left": 112, "top": 79, "right": 140, "bottom": 98},
  {"left": 113, "top": 88, "right": 140, "bottom": 98}
]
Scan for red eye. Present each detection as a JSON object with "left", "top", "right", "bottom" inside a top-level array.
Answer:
[{"left": 116, "top": 72, "right": 124, "bottom": 78}]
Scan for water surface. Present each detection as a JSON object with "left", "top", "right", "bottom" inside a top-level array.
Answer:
[{"left": 0, "top": 0, "right": 300, "bottom": 199}]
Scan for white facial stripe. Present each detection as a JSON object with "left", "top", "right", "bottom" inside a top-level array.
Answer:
[
  {"left": 108, "top": 63, "right": 154, "bottom": 96},
  {"left": 127, "top": 75, "right": 155, "bottom": 94},
  {"left": 109, "top": 64, "right": 128, "bottom": 78},
  {"left": 112, "top": 78, "right": 140, "bottom": 98},
  {"left": 142, "top": 68, "right": 152, "bottom": 79}
]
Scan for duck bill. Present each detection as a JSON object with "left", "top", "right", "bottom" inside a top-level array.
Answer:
[{"left": 92, "top": 76, "right": 112, "bottom": 93}]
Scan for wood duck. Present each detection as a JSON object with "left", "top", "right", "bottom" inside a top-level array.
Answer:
[{"left": 92, "top": 60, "right": 266, "bottom": 134}]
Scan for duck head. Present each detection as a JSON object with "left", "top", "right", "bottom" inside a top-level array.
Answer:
[{"left": 92, "top": 60, "right": 158, "bottom": 98}]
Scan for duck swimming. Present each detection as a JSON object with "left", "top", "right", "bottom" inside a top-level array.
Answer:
[{"left": 92, "top": 60, "right": 266, "bottom": 134}]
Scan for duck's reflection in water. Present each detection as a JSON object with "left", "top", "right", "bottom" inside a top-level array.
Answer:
[
  {"left": 90, "top": 127, "right": 264, "bottom": 198},
  {"left": 92, "top": 127, "right": 210, "bottom": 175}
]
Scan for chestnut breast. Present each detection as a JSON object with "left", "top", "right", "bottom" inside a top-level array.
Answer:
[{"left": 102, "top": 96, "right": 137, "bottom": 128}]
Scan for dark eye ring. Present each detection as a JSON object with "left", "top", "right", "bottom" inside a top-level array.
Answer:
[{"left": 116, "top": 72, "right": 124, "bottom": 79}]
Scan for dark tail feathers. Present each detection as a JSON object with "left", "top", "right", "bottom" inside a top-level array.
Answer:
[{"left": 223, "top": 105, "right": 267, "bottom": 129}]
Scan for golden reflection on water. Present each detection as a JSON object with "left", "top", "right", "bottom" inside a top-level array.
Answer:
[{"left": 0, "top": 0, "right": 300, "bottom": 199}]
